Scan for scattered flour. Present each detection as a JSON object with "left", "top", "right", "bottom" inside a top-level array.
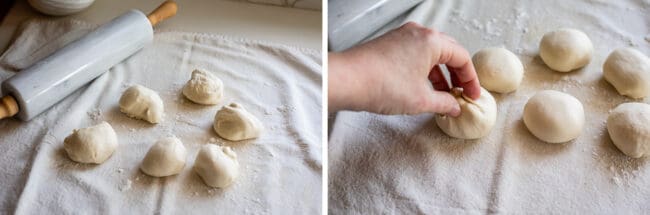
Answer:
[
  {"left": 121, "top": 82, "right": 132, "bottom": 89},
  {"left": 87, "top": 108, "right": 102, "bottom": 120},
  {"left": 117, "top": 179, "right": 133, "bottom": 191},
  {"left": 612, "top": 176, "right": 622, "bottom": 186},
  {"left": 448, "top": 6, "right": 528, "bottom": 42},
  {"left": 118, "top": 179, "right": 132, "bottom": 191}
]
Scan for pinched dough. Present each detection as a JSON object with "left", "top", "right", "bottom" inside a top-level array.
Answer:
[
  {"left": 119, "top": 85, "right": 164, "bottom": 123},
  {"left": 140, "top": 137, "right": 187, "bottom": 177},
  {"left": 603, "top": 47, "right": 650, "bottom": 99},
  {"left": 607, "top": 102, "right": 650, "bottom": 158},
  {"left": 539, "top": 28, "right": 593, "bottom": 72},
  {"left": 523, "top": 90, "right": 584, "bottom": 143},
  {"left": 435, "top": 87, "right": 497, "bottom": 139},
  {"left": 194, "top": 144, "right": 240, "bottom": 188},
  {"left": 473, "top": 47, "right": 524, "bottom": 93},
  {"left": 183, "top": 69, "right": 224, "bottom": 105},
  {"left": 214, "top": 103, "right": 263, "bottom": 141},
  {"left": 64, "top": 121, "right": 118, "bottom": 164}
]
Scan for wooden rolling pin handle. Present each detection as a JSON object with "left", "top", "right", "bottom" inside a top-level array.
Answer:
[
  {"left": 147, "top": 1, "right": 178, "bottom": 26},
  {"left": 0, "top": 95, "right": 19, "bottom": 119}
]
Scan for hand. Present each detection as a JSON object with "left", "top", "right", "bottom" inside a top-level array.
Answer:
[{"left": 329, "top": 22, "right": 480, "bottom": 116}]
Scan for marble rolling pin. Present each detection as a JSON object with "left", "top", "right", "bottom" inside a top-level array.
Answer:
[{"left": 0, "top": 1, "right": 177, "bottom": 121}]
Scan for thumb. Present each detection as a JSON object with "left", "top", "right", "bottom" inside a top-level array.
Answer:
[{"left": 424, "top": 91, "right": 461, "bottom": 117}]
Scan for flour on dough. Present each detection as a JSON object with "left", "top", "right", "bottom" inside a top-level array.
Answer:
[
  {"left": 140, "top": 137, "right": 187, "bottom": 177},
  {"left": 214, "top": 103, "right": 263, "bottom": 141},
  {"left": 607, "top": 102, "right": 650, "bottom": 158},
  {"left": 119, "top": 85, "right": 164, "bottom": 123},
  {"left": 183, "top": 69, "right": 224, "bottom": 105},
  {"left": 63, "top": 121, "right": 118, "bottom": 164},
  {"left": 603, "top": 47, "right": 650, "bottom": 99},
  {"left": 194, "top": 144, "right": 239, "bottom": 188}
]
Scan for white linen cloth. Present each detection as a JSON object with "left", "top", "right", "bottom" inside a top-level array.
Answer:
[
  {"left": 329, "top": 0, "right": 650, "bottom": 213},
  {"left": 0, "top": 18, "right": 321, "bottom": 214},
  {"left": 242, "top": 0, "right": 321, "bottom": 10}
]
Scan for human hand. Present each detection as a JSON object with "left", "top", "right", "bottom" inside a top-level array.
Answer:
[{"left": 328, "top": 22, "right": 480, "bottom": 116}]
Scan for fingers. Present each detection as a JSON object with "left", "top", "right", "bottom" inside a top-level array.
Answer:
[
  {"left": 448, "top": 65, "right": 481, "bottom": 100},
  {"left": 423, "top": 90, "right": 461, "bottom": 117},
  {"left": 434, "top": 37, "right": 481, "bottom": 100},
  {"left": 429, "top": 65, "right": 450, "bottom": 91}
]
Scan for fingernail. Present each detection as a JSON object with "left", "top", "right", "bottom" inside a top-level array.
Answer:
[{"left": 449, "top": 105, "right": 461, "bottom": 117}]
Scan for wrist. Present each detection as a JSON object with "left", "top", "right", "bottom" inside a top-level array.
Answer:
[{"left": 328, "top": 51, "right": 371, "bottom": 112}]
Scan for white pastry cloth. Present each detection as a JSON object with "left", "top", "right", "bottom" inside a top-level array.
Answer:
[
  {"left": 329, "top": 0, "right": 650, "bottom": 213},
  {"left": 0, "top": 19, "right": 322, "bottom": 214}
]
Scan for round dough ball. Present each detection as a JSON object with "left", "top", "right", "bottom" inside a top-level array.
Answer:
[
  {"left": 63, "top": 121, "right": 117, "bottom": 164},
  {"left": 603, "top": 47, "right": 650, "bottom": 99},
  {"left": 607, "top": 103, "right": 650, "bottom": 158},
  {"left": 473, "top": 47, "right": 524, "bottom": 93},
  {"left": 435, "top": 87, "right": 497, "bottom": 139},
  {"left": 194, "top": 144, "right": 239, "bottom": 188},
  {"left": 539, "top": 28, "right": 593, "bottom": 72},
  {"left": 523, "top": 90, "right": 584, "bottom": 143},
  {"left": 214, "top": 103, "right": 263, "bottom": 141},
  {"left": 119, "top": 85, "right": 164, "bottom": 123},
  {"left": 140, "top": 137, "right": 187, "bottom": 177},
  {"left": 182, "top": 69, "right": 224, "bottom": 105}
]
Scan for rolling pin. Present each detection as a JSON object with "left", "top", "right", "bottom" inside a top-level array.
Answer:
[{"left": 0, "top": 1, "right": 178, "bottom": 121}]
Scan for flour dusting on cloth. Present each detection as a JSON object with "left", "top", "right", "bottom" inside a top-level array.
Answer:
[
  {"left": 0, "top": 19, "right": 321, "bottom": 214},
  {"left": 329, "top": 0, "right": 650, "bottom": 213}
]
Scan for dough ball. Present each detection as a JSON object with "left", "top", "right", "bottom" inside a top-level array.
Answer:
[
  {"left": 214, "top": 103, "right": 263, "bottom": 141},
  {"left": 435, "top": 87, "right": 497, "bottom": 139},
  {"left": 182, "top": 69, "right": 224, "bottom": 105},
  {"left": 63, "top": 121, "right": 118, "bottom": 164},
  {"left": 140, "top": 137, "right": 187, "bottom": 177},
  {"left": 607, "top": 103, "right": 650, "bottom": 158},
  {"left": 539, "top": 28, "right": 593, "bottom": 72},
  {"left": 473, "top": 47, "right": 524, "bottom": 93},
  {"left": 523, "top": 90, "right": 584, "bottom": 143},
  {"left": 194, "top": 144, "right": 239, "bottom": 188},
  {"left": 603, "top": 47, "right": 650, "bottom": 99},
  {"left": 119, "top": 85, "right": 164, "bottom": 123}
]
